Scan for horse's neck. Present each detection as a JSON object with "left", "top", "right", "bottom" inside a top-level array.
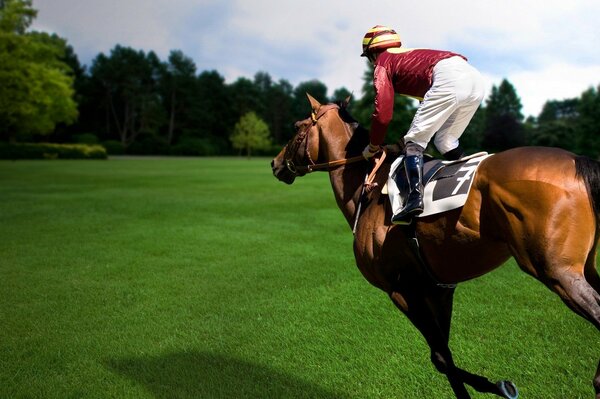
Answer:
[
  {"left": 328, "top": 165, "right": 367, "bottom": 229},
  {"left": 322, "top": 113, "right": 370, "bottom": 229}
]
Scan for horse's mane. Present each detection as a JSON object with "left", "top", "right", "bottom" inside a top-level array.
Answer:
[{"left": 334, "top": 101, "right": 370, "bottom": 156}]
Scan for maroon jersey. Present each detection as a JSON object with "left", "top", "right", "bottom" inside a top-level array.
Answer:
[{"left": 370, "top": 48, "right": 466, "bottom": 145}]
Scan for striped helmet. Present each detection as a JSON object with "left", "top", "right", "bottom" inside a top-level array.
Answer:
[{"left": 361, "top": 25, "right": 401, "bottom": 57}]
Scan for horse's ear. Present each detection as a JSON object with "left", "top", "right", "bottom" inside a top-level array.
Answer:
[
  {"left": 306, "top": 93, "right": 321, "bottom": 112},
  {"left": 342, "top": 93, "right": 353, "bottom": 108}
]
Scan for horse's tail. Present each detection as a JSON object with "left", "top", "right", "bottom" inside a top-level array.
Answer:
[
  {"left": 575, "top": 155, "right": 600, "bottom": 217},
  {"left": 575, "top": 155, "right": 600, "bottom": 292}
]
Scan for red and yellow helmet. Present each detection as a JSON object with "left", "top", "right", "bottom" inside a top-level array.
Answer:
[{"left": 361, "top": 25, "right": 401, "bottom": 58}]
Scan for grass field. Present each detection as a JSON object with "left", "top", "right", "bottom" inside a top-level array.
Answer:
[{"left": 0, "top": 157, "right": 598, "bottom": 398}]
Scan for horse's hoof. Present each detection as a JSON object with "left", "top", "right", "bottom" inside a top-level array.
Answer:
[{"left": 497, "top": 380, "right": 518, "bottom": 399}]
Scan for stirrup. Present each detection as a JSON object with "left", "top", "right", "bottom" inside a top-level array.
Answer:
[
  {"left": 391, "top": 214, "right": 413, "bottom": 225},
  {"left": 391, "top": 204, "right": 423, "bottom": 225}
]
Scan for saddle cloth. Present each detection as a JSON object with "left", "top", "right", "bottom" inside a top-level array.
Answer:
[{"left": 386, "top": 152, "right": 491, "bottom": 218}]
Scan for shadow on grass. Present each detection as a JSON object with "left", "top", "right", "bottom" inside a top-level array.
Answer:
[{"left": 106, "top": 351, "right": 349, "bottom": 399}]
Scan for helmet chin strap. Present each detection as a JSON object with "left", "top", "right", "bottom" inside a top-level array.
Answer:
[
  {"left": 363, "top": 33, "right": 377, "bottom": 54},
  {"left": 361, "top": 28, "right": 397, "bottom": 61}
]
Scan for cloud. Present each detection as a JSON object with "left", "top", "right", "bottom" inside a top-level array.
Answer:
[
  {"left": 30, "top": 0, "right": 600, "bottom": 118},
  {"left": 32, "top": 0, "right": 205, "bottom": 60},
  {"left": 501, "top": 63, "right": 600, "bottom": 117}
]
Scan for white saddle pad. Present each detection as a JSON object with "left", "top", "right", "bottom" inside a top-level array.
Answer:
[{"left": 387, "top": 152, "right": 491, "bottom": 218}]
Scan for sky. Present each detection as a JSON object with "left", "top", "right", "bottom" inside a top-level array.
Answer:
[{"left": 31, "top": 0, "right": 600, "bottom": 118}]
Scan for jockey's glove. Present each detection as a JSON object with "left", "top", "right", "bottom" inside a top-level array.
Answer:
[{"left": 362, "top": 143, "right": 380, "bottom": 159}]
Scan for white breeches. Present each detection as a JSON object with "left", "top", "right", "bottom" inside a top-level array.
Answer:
[{"left": 403, "top": 56, "right": 485, "bottom": 154}]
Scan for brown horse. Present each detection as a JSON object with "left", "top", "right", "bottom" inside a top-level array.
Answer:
[{"left": 271, "top": 94, "right": 600, "bottom": 398}]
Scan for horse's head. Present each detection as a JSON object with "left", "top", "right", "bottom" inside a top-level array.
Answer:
[{"left": 271, "top": 93, "right": 364, "bottom": 184}]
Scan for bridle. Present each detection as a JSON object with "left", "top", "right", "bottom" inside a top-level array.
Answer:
[
  {"left": 283, "top": 104, "right": 365, "bottom": 175},
  {"left": 282, "top": 103, "right": 389, "bottom": 235}
]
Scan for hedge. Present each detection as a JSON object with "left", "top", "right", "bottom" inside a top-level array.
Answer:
[{"left": 0, "top": 142, "right": 107, "bottom": 160}]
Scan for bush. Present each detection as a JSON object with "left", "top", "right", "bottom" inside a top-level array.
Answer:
[
  {"left": 127, "top": 136, "right": 168, "bottom": 155},
  {"left": 169, "top": 137, "right": 220, "bottom": 156},
  {"left": 102, "top": 140, "right": 126, "bottom": 155},
  {"left": 0, "top": 143, "right": 107, "bottom": 160},
  {"left": 73, "top": 133, "right": 99, "bottom": 144}
]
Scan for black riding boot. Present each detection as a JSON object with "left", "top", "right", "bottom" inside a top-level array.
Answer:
[{"left": 391, "top": 154, "right": 424, "bottom": 224}]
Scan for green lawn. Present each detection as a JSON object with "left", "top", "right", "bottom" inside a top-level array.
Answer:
[{"left": 0, "top": 157, "right": 598, "bottom": 398}]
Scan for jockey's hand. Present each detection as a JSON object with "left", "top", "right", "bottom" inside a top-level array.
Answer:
[{"left": 362, "top": 143, "right": 380, "bottom": 159}]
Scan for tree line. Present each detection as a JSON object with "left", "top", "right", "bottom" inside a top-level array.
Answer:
[{"left": 2, "top": 0, "right": 600, "bottom": 157}]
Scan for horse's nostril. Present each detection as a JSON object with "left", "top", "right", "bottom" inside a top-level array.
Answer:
[{"left": 270, "top": 160, "right": 274, "bottom": 168}]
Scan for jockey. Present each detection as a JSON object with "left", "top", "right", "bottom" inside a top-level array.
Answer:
[{"left": 360, "top": 25, "right": 485, "bottom": 224}]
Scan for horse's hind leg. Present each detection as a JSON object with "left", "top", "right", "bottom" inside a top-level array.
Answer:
[
  {"left": 520, "top": 225, "right": 600, "bottom": 396},
  {"left": 546, "top": 268, "right": 600, "bottom": 328},
  {"left": 527, "top": 231, "right": 600, "bottom": 394}
]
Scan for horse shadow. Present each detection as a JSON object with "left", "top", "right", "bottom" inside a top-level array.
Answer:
[{"left": 106, "top": 350, "right": 349, "bottom": 399}]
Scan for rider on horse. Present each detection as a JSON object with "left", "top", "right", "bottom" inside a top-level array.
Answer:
[{"left": 360, "top": 25, "right": 485, "bottom": 224}]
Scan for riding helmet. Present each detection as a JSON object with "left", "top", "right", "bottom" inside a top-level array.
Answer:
[{"left": 361, "top": 25, "right": 401, "bottom": 58}]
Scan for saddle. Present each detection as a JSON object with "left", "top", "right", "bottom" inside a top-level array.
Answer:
[{"left": 386, "top": 152, "right": 491, "bottom": 218}]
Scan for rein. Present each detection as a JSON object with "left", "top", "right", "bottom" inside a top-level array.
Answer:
[
  {"left": 284, "top": 104, "right": 365, "bottom": 174},
  {"left": 298, "top": 155, "right": 366, "bottom": 173}
]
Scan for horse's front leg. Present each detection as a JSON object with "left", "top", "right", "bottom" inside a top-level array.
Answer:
[
  {"left": 390, "top": 281, "right": 472, "bottom": 398},
  {"left": 390, "top": 279, "right": 517, "bottom": 398}
]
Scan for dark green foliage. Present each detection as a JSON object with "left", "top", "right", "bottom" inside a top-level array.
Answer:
[
  {"left": 291, "top": 80, "right": 329, "bottom": 123},
  {"left": 576, "top": 86, "right": 600, "bottom": 157},
  {"left": 460, "top": 107, "right": 485, "bottom": 154},
  {"left": 168, "top": 137, "right": 221, "bottom": 156},
  {"left": 482, "top": 79, "right": 525, "bottom": 152},
  {"left": 86, "top": 46, "right": 166, "bottom": 147},
  {"left": 101, "top": 140, "right": 125, "bottom": 155},
  {"left": 72, "top": 133, "right": 99, "bottom": 144},
  {"left": 127, "top": 135, "right": 169, "bottom": 155},
  {"left": 160, "top": 50, "right": 200, "bottom": 146}
]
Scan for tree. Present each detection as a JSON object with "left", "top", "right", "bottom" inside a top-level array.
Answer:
[
  {"left": 230, "top": 76, "right": 263, "bottom": 119},
  {"left": 482, "top": 79, "right": 525, "bottom": 152},
  {"left": 292, "top": 80, "right": 328, "bottom": 122},
  {"left": 331, "top": 87, "right": 353, "bottom": 104},
  {"left": 190, "top": 70, "right": 231, "bottom": 153},
  {"left": 253, "top": 73, "right": 294, "bottom": 145},
  {"left": 538, "top": 98, "right": 579, "bottom": 124},
  {"left": 231, "top": 112, "right": 272, "bottom": 157},
  {"left": 460, "top": 106, "right": 486, "bottom": 154},
  {"left": 576, "top": 85, "right": 600, "bottom": 157},
  {"left": 0, "top": 0, "right": 77, "bottom": 142},
  {"left": 529, "top": 98, "right": 580, "bottom": 151},
  {"left": 0, "top": 0, "right": 34, "bottom": 33},
  {"left": 88, "top": 45, "right": 165, "bottom": 147},
  {"left": 160, "top": 50, "right": 198, "bottom": 145}
]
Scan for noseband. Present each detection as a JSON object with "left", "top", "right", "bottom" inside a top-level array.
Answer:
[{"left": 284, "top": 104, "right": 365, "bottom": 174}]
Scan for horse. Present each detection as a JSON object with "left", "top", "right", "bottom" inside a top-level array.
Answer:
[{"left": 271, "top": 94, "right": 600, "bottom": 398}]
